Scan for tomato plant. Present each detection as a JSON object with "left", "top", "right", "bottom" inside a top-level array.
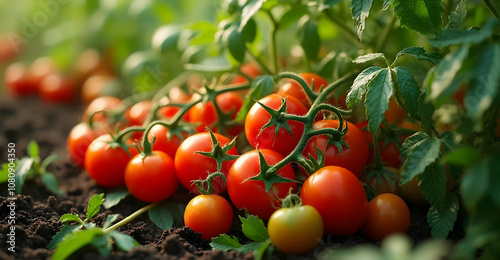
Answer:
[
  {"left": 67, "top": 122, "right": 105, "bottom": 168},
  {"left": 184, "top": 194, "right": 233, "bottom": 240}
]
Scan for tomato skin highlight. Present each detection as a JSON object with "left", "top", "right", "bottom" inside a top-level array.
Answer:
[
  {"left": 184, "top": 194, "right": 233, "bottom": 240},
  {"left": 300, "top": 166, "right": 368, "bottom": 235},
  {"left": 174, "top": 132, "right": 239, "bottom": 194},
  {"left": 361, "top": 193, "right": 411, "bottom": 241},
  {"left": 67, "top": 122, "right": 105, "bottom": 168},
  {"left": 83, "top": 96, "right": 122, "bottom": 123},
  {"left": 148, "top": 124, "right": 187, "bottom": 160},
  {"left": 303, "top": 120, "right": 369, "bottom": 177},
  {"left": 227, "top": 149, "right": 297, "bottom": 220},
  {"left": 245, "top": 94, "right": 307, "bottom": 157},
  {"left": 125, "top": 151, "right": 178, "bottom": 203},
  {"left": 267, "top": 205, "right": 324, "bottom": 255}
]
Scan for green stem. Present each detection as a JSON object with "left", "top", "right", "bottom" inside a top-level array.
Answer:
[
  {"left": 141, "top": 120, "right": 171, "bottom": 154},
  {"left": 484, "top": 0, "right": 500, "bottom": 18},
  {"left": 266, "top": 10, "right": 280, "bottom": 74},
  {"left": 372, "top": 135, "right": 384, "bottom": 170},
  {"left": 104, "top": 203, "right": 157, "bottom": 233},
  {"left": 245, "top": 46, "right": 274, "bottom": 75}
]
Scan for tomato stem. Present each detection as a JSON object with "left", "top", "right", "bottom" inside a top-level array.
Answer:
[
  {"left": 281, "top": 193, "right": 302, "bottom": 208},
  {"left": 104, "top": 203, "right": 157, "bottom": 233}
]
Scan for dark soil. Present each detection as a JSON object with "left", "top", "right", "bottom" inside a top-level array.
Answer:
[{"left": 0, "top": 96, "right": 452, "bottom": 260}]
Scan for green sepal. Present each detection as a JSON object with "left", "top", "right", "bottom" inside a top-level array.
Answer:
[
  {"left": 246, "top": 150, "right": 299, "bottom": 193},
  {"left": 256, "top": 96, "right": 295, "bottom": 143}
]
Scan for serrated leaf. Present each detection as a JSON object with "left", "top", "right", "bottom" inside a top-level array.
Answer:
[
  {"left": 210, "top": 234, "right": 242, "bottom": 251},
  {"left": 427, "top": 45, "right": 469, "bottom": 101},
  {"left": 27, "top": 140, "right": 39, "bottom": 158},
  {"left": 86, "top": 193, "right": 105, "bottom": 220},
  {"left": 365, "top": 68, "right": 394, "bottom": 134},
  {"left": 299, "top": 18, "right": 321, "bottom": 62},
  {"left": 239, "top": 215, "right": 268, "bottom": 242},
  {"left": 225, "top": 26, "right": 246, "bottom": 63},
  {"left": 395, "top": 47, "right": 443, "bottom": 64},
  {"left": 428, "top": 18, "right": 497, "bottom": 48},
  {"left": 60, "top": 213, "right": 83, "bottom": 224},
  {"left": 103, "top": 190, "right": 130, "bottom": 209},
  {"left": 418, "top": 89, "right": 435, "bottom": 132},
  {"left": 395, "top": 67, "right": 420, "bottom": 120},
  {"left": 401, "top": 132, "right": 429, "bottom": 160},
  {"left": 109, "top": 230, "right": 139, "bottom": 252},
  {"left": 351, "top": 0, "right": 374, "bottom": 39},
  {"left": 52, "top": 228, "right": 103, "bottom": 260},
  {"left": 446, "top": 0, "right": 467, "bottom": 29},
  {"left": 427, "top": 193, "right": 459, "bottom": 239},
  {"left": 102, "top": 214, "right": 120, "bottom": 229},
  {"left": 382, "top": 0, "right": 393, "bottom": 10},
  {"left": 400, "top": 137, "right": 441, "bottom": 185},
  {"left": 460, "top": 163, "right": 489, "bottom": 209},
  {"left": 419, "top": 163, "right": 447, "bottom": 210},
  {"left": 465, "top": 44, "right": 500, "bottom": 120},
  {"left": 14, "top": 157, "right": 34, "bottom": 194},
  {"left": 392, "top": 0, "right": 444, "bottom": 36},
  {"left": 47, "top": 224, "right": 82, "bottom": 249},
  {"left": 240, "top": 0, "right": 266, "bottom": 30},
  {"left": 346, "top": 66, "right": 383, "bottom": 108},
  {"left": 279, "top": 7, "right": 307, "bottom": 30},
  {"left": 41, "top": 172, "right": 62, "bottom": 195},
  {"left": 444, "top": 146, "right": 481, "bottom": 167},
  {"left": 253, "top": 240, "right": 272, "bottom": 260},
  {"left": 440, "top": 131, "right": 457, "bottom": 153},
  {"left": 148, "top": 205, "right": 174, "bottom": 230},
  {"left": 237, "top": 241, "right": 268, "bottom": 254},
  {"left": 236, "top": 75, "right": 275, "bottom": 121},
  {"left": 353, "top": 53, "right": 385, "bottom": 64}
]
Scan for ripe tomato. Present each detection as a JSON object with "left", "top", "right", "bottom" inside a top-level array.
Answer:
[
  {"left": 245, "top": 94, "right": 308, "bottom": 157},
  {"left": 29, "top": 57, "right": 57, "bottom": 89},
  {"left": 227, "top": 149, "right": 297, "bottom": 220},
  {"left": 4, "top": 62, "right": 37, "bottom": 96},
  {"left": 385, "top": 98, "right": 406, "bottom": 125},
  {"left": 230, "top": 62, "right": 261, "bottom": 84},
  {"left": 158, "top": 86, "right": 193, "bottom": 121},
  {"left": 85, "top": 134, "right": 138, "bottom": 188},
  {"left": 300, "top": 166, "right": 368, "bottom": 235},
  {"left": 67, "top": 122, "right": 105, "bottom": 168},
  {"left": 39, "top": 74, "right": 77, "bottom": 103},
  {"left": 277, "top": 73, "right": 329, "bottom": 108},
  {"left": 267, "top": 205, "right": 323, "bottom": 255},
  {"left": 361, "top": 193, "right": 411, "bottom": 241},
  {"left": 147, "top": 124, "right": 188, "bottom": 159},
  {"left": 125, "top": 100, "right": 152, "bottom": 126},
  {"left": 174, "top": 132, "right": 239, "bottom": 194},
  {"left": 303, "top": 120, "right": 369, "bottom": 177},
  {"left": 124, "top": 151, "right": 178, "bottom": 202},
  {"left": 184, "top": 194, "right": 233, "bottom": 240},
  {"left": 188, "top": 92, "right": 244, "bottom": 136},
  {"left": 83, "top": 96, "right": 122, "bottom": 123}
]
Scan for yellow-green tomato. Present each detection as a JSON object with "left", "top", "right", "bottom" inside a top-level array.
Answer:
[{"left": 267, "top": 205, "right": 324, "bottom": 255}]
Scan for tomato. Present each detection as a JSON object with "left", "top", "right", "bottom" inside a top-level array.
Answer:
[
  {"left": 39, "top": 74, "right": 77, "bottom": 103},
  {"left": 188, "top": 92, "right": 244, "bottom": 136},
  {"left": 125, "top": 100, "right": 152, "bottom": 126},
  {"left": 81, "top": 74, "right": 119, "bottom": 105},
  {"left": 67, "top": 123, "right": 105, "bottom": 168},
  {"left": 227, "top": 149, "right": 297, "bottom": 220},
  {"left": 303, "top": 120, "right": 369, "bottom": 177},
  {"left": 361, "top": 193, "right": 411, "bottom": 241},
  {"left": 268, "top": 205, "right": 323, "bottom": 255},
  {"left": 277, "top": 73, "right": 329, "bottom": 108},
  {"left": 385, "top": 98, "right": 406, "bottom": 125},
  {"left": 158, "top": 86, "right": 193, "bottom": 120},
  {"left": 4, "top": 62, "right": 37, "bottom": 96},
  {"left": 147, "top": 124, "right": 188, "bottom": 159},
  {"left": 174, "top": 132, "right": 239, "bottom": 194},
  {"left": 230, "top": 62, "right": 261, "bottom": 84},
  {"left": 184, "top": 194, "right": 233, "bottom": 240},
  {"left": 245, "top": 94, "right": 308, "bottom": 156},
  {"left": 300, "top": 166, "right": 368, "bottom": 235},
  {"left": 124, "top": 151, "right": 178, "bottom": 202},
  {"left": 0, "top": 37, "right": 21, "bottom": 62},
  {"left": 363, "top": 167, "right": 402, "bottom": 195},
  {"left": 83, "top": 96, "right": 122, "bottom": 123},
  {"left": 74, "top": 48, "right": 114, "bottom": 79},
  {"left": 29, "top": 57, "right": 57, "bottom": 89},
  {"left": 85, "top": 134, "right": 138, "bottom": 188}
]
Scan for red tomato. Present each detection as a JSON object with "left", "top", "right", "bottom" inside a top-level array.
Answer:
[
  {"left": 300, "top": 166, "right": 368, "bottom": 235},
  {"left": 125, "top": 100, "right": 152, "bottom": 126},
  {"left": 184, "top": 194, "right": 233, "bottom": 240},
  {"left": 385, "top": 98, "right": 406, "bottom": 125},
  {"left": 124, "top": 151, "right": 178, "bottom": 202},
  {"left": 147, "top": 124, "right": 188, "bottom": 159},
  {"left": 29, "top": 57, "right": 57, "bottom": 89},
  {"left": 188, "top": 92, "right": 244, "bottom": 136},
  {"left": 66, "top": 123, "right": 105, "bottom": 168},
  {"left": 230, "top": 63, "right": 261, "bottom": 84},
  {"left": 227, "top": 149, "right": 297, "bottom": 220},
  {"left": 277, "top": 73, "right": 329, "bottom": 108},
  {"left": 303, "top": 120, "right": 369, "bottom": 177},
  {"left": 39, "top": 74, "right": 77, "bottom": 103},
  {"left": 158, "top": 86, "right": 193, "bottom": 121},
  {"left": 4, "top": 62, "right": 37, "bottom": 96},
  {"left": 361, "top": 193, "right": 411, "bottom": 241},
  {"left": 174, "top": 132, "right": 239, "bottom": 194},
  {"left": 83, "top": 96, "right": 122, "bottom": 123},
  {"left": 85, "top": 134, "right": 138, "bottom": 187},
  {"left": 245, "top": 94, "right": 308, "bottom": 156}
]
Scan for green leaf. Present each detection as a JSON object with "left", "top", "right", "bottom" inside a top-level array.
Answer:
[
  {"left": 465, "top": 44, "right": 500, "bottom": 120},
  {"left": 382, "top": 0, "right": 393, "bottom": 10},
  {"left": 400, "top": 136, "right": 441, "bottom": 185},
  {"left": 52, "top": 228, "right": 103, "bottom": 260},
  {"left": 86, "top": 193, "right": 105, "bottom": 220},
  {"left": 253, "top": 240, "right": 273, "bottom": 260},
  {"left": 427, "top": 45, "right": 469, "bottom": 101},
  {"left": 239, "top": 215, "right": 268, "bottom": 242},
  {"left": 279, "top": 7, "right": 307, "bottom": 30},
  {"left": 237, "top": 241, "right": 268, "bottom": 254},
  {"left": 460, "top": 163, "right": 489, "bottom": 209},
  {"left": 103, "top": 214, "right": 120, "bottom": 229},
  {"left": 92, "top": 234, "right": 112, "bottom": 256},
  {"left": 0, "top": 163, "right": 11, "bottom": 184},
  {"left": 40, "top": 154, "right": 60, "bottom": 171},
  {"left": 152, "top": 25, "right": 181, "bottom": 52},
  {"left": 346, "top": 66, "right": 384, "bottom": 108},
  {"left": 395, "top": 66, "right": 421, "bottom": 120},
  {"left": 186, "top": 21, "right": 217, "bottom": 45},
  {"left": 428, "top": 19, "right": 497, "bottom": 48},
  {"left": 109, "top": 230, "right": 139, "bottom": 252},
  {"left": 27, "top": 140, "right": 39, "bottom": 158},
  {"left": 14, "top": 157, "right": 34, "bottom": 194},
  {"left": 225, "top": 25, "right": 246, "bottom": 63},
  {"left": 444, "top": 146, "right": 481, "bottom": 167},
  {"left": 41, "top": 172, "right": 62, "bottom": 195},
  {"left": 241, "top": 18, "right": 257, "bottom": 43},
  {"left": 352, "top": 53, "right": 385, "bottom": 64},
  {"left": 103, "top": 190, "right": 130, "bottom": 209},
  {"left": 395, "top": 47, "right": 443, "bottom": 64},
  {"left": 210, "top": 234, "right": 242, "bottom": 251},
  {"left": 392, "top": 0, "right": 444, "bottom": 36},
  {"left": 419, "top": 163, "right": 447, "bottom": 210},
  {"left": 446, "top": 0, "right": 467, "bottom": 29},
  {"left": 47, "top": 224, "right": 82, "bottom": 250},
  {"left": 351, "top": 0, "right": 374, "bottom": 39},
  {"left": 418, "top": 89, "right": 435, "bottom": 132},
  {"left": 60, "top": 213, "right": 83, "bottom": 224},
  {"left": 401, "top": 132, "right": 429, "bottom": 160},
  {"left": 365, "top": 68, "right": 394, "bottom": 134},
  {"left": 299, "top": 18, "right": 321, "bottom": 62},
  {"left": 427, "top": 193, "right": 459, "bottom": 239},
  {"left": 148, "top": 205, "right": 174, "bottom": 230},
  {"left": 240, "top": 0, "right": 266, "bottom": 30}
]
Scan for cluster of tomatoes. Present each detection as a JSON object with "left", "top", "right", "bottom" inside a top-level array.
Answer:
[{"left": 62, "top": 63, "right": 420, "bottom": 255}]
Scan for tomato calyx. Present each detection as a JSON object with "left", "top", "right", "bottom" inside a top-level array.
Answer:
[
  {"left": 281, "top": 192, "right": 303, "bottom": 208},
  {"left": 246, "top": 150, "right": 299, "bottom": 192},
  {"left": 256, "top": 96, "right": 297, "bottom": 141},
  {"left": 193, "top": 171, "right": 227, "bottom": 195},
  {"left": 195, "top": 129, "right": 240, "bottom": 172}
]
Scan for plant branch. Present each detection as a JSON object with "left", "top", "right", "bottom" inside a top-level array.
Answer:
[{"left": 105, "top": 203, "right": 157, "bottom": 233}]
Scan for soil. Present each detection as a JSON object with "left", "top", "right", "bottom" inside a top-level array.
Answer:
[{"left": 0, "top": 96, "right": 460, "bottom": 259}]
